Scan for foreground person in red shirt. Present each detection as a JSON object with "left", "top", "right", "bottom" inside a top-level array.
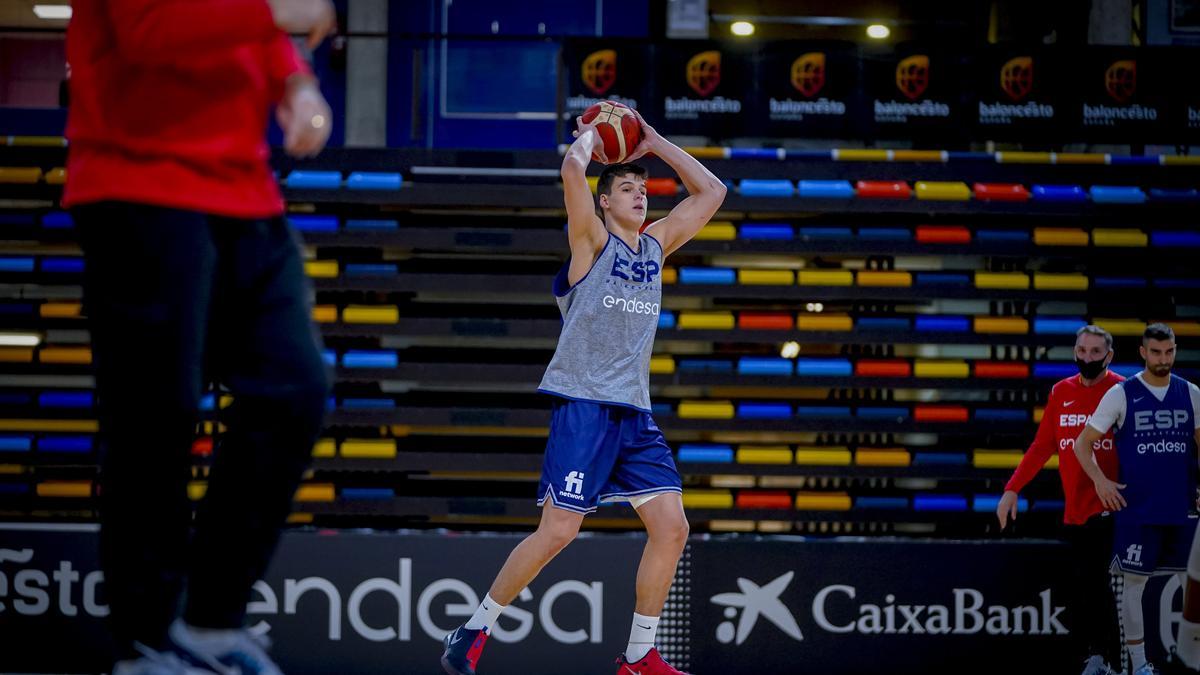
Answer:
[
  {"left": 63, "top": 2, "right": 336, "bottom": 673},
  {"left": 997, "top": 325, "right": 1124, "bottom": 675}
]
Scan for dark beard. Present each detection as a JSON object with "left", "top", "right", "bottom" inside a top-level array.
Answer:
[{"left": 1149, "top": 364, "right": 1172, "bottom": 377}]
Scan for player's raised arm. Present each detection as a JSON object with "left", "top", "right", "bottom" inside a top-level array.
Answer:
[
  {"left": 632, "top": 111, "right": 727, "bottom": 257},
  {"left": 561, "top": 118, "right": 609, "bottom": 271}
]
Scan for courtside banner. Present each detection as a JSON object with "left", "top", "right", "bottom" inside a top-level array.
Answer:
[
  {"left": 1160, "top": 48, "right": 1200, "bottom": 144},
  {"left": 651, "top": 41, "right": 753, "bottom": 139},
  {"left": 561, "top": 39, "right": 652, "bottom": 139},
  {"left": 1072, "top": 46, "right": 1167, "bottom": 142},
  {"left": 864, "top": 43, "right": 971, "bottom": 141},
  {"left": 752, "top": 41, "right": 858, "bottom": 139},
  {"left": 975, "top": 45, "right": 1063, "bottom": 141}
]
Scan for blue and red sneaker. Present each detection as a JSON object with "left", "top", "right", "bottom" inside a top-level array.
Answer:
[
  {"left": 614, "top": 648, "right": 690, "bottom": 675},
  {"left": 441, "top": 625, "right": 489, "bottom": 675}
]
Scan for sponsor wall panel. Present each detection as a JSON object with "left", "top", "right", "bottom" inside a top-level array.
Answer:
[
  {"left": 865, "top": 43, "right": 972, "bottom": 141},
  {"left": 652, "top": 41, "right": 753, "bottom": 139},
  {"left": 1069, "top": 46, "right": 1167, "bottom": 142},
  {"left": 975, "top": 45, "right": 1064, "bottom": 141},
  {"left": 561, "top": 39, "right": 653, "bottom": 142},
  {"left": 0, "top": 526, "right": 1190, "bottom": 674},
  {"left": 753, "top": 41, "right": 859, "bottom": 139}
]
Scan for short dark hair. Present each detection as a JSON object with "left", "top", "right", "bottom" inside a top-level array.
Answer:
[
  {"left": 596, "top": 163, "right": 647, "bottom": 196},
  {"left": 1076, "top": 324, "right": 1113, "bottom": 350},
  {"left": 1143, "top": 322, "right": 1175, "bottom": 343}
]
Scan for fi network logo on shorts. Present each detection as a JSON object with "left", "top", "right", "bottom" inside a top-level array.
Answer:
[
  {"left": 561, "top": 471, "right": 586, "bottom": 501},
  {"left": 710, "top": 571, "right": 805, "bottom": 645},
  {"left": 1126, "top": 544, "right": 1144, "bottom": 566}
]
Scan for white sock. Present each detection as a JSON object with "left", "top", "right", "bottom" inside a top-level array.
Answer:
[
  {"left": 1129, "top": 642, "right": 1147, "bottom": 671},
  {"left": 625, "top": 613, "right": 659, "bottom": 662},
  {"left": 464, "top": 594, "right": 506, "bottom": 634},
  {"left": 1180, "top": 619, "right": 1200, "bottom": 668}
]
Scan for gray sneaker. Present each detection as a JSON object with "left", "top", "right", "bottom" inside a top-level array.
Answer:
[
  {"left": 1134, "top": 664, "right": 1160, "bottom": 675},
  {"left": 111, "top": 642, "right": 215, "bottom": 675},
  {"left": 168, "top": 619, "right": 283, "bottom": 675}
]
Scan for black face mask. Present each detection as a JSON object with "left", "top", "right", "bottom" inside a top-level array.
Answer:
[{"left": 1076, "top": 358, "right": 1108, "bottom": 380}]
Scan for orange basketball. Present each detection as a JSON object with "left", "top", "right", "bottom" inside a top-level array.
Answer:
[{"left": 580, "top": 100, "right": 643, "bottom": 164}]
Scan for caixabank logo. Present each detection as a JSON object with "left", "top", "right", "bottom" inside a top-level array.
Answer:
[
  {"left": 664, "top": 50, "right": 741, "bottom": 120},
  {"left": 1084, "top": 58, "right": 1157, "bottom": 127},
  {"left": 875, "top": 54, "right": 948, "bottom": 123},
  {"left": 581, "top": 49, "right": 616, "bottom": 96},
  {"left": 768, "top": 52, "right": 846, "bottom": 122},
  {"left": 979, "top": 55, "right": 1054, "bottom": 126}
]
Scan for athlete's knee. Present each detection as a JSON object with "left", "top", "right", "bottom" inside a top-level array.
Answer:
[
  {"left": 650, "top": 513, "right": 689, "bottom": 549},
  {"left": 537, "top": 513, "right": 582, "bottom": 552}
]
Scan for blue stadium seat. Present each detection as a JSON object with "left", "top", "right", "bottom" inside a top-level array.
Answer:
[
  {"left": 1033, "top": 363, "right": 1076, "bottom": 379},
  {"left": 1089, "top": 185, "right": 1146, "bottom": 204},
  {"left": 1033, "top": 317, "right": 1084, "bottom": 334},
  {"left": 0, "top": 257, "right": 34, "bottom": 272},
  {"left": 40, "top": 257, "right": 84, "bottom": 273},
  {"left": 37, "top": 392, "right": 93, "bottom": 408},
  {"left": 738, "top": 179, "right": 795, "bottom": 197},
  {"left": 288, "top": 215, "right": 339, "bottom": 232},
  {"left": 737, "top": 357, "right": 794, "bottom": 376},
  {"left": 856, "top": 407, "right": 909, "bottom": 420},
  {"left": 858, "top": 317, "right": 911, "bottom": 331},
  {"left": 41, "top": 212, "right": 74, "bottom": 229},
  {"left": 974, "top": 409, "right": 1026, "bottom": 422},
  {"left": 678, "top": 444, "right": 734, "bottom": 463},
  {"left": 915, "top": 316, "right": 970, "bottom": 332},
  {"left": 345, "top": 219, "right": 399, "bottom": 230},
  {"left": 798, "top": 180, "right": 855, "bottom": 199},
  {"left": 346, "top": 172, "right": 403, "bottom": 190},
  {"left": 1148, "top": 188, "right": 1200, "bottom": 203},
  {"left": 913, "top": 453, "right": 968, "bottom": 465},
  {"left": 855, "top": 496, "right": 909, "bottom": 510},
  {"left": 342, "top": 488, "right": 396, "bottom": 500},
  {"left": 341, "top": 350, "right": 399, "bottom": 368},
  {"left": 345, "top": 264, "right": 398, "bottom": 276},
  {"left": 976, "top": 230, "right": 1030, "bottom": 244},
  {"left": 973, "top": 495, "right": 1027, "bottom": 513},
  {"left": 286, "top": 171, "right": 342, "bottom": 189},
  {"left": 341, "top": 398, "right": 396, "bottom": 408},
  {"left": 796, "top": 406, "right": 851, "bottom": 418},
  {"left": 658, "top": 312, "right": 676, "bottom": 329},
  {"left": 737, "top": 402, "right": 793, "bottom": 419},
  {"left": 679, "top": 267, "right": 735, "bottom": 284},
  {"left": 795, "top": 358, "right": 852, "bottom": 376},
  {"left": 738, "top": 223, "right": 793, "bottom": 239},
  {"left": 799, "top": 227, "right": 853, "bottom": 240},
  {"left": 915, "top": 272, "right": 970, "bottom": 286},
  {"left": 678, "top": 358, "right": 734, "bottom": 373},
  {"left": 0, "top": 435, "right": 31, "bottom": 452},
  {"left": 1093, "top": 277, "right": 1147, "bottom": 288},
  {"left": 914, "top": 494, "right": 968, "bottom": 512},
  {"left": 729, "top": 148, "right": 783, "bottom": 159},
  {"left": 1151, "top": 232, "right": 1200, "bottom": 247},
  {"left": 856, "top": 228, "right": 911, "bottom": 241},
  {"left": 1031, "top": 185, "right": 1087, "bottom": 202},
  {"left": 37, "top": 436, "right": 92, "bottom": 453}
]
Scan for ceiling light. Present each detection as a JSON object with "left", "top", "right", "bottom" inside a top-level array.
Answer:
[
  {"left": 33, "top": 5, "right": 72, "bottom": 20},
  {"left": 866, "top": 24, "right": 890, "bottom": 39},
  {"left": 731, "top": 21, "right": 755, "bottom": 37}
]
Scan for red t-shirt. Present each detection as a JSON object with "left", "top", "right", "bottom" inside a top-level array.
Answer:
[
  {"left": 1005, "top": 370, "right": 1125, "bottom": 525},
  {"left": 62, "top": 0, "right": 310, "bottom": 219}
]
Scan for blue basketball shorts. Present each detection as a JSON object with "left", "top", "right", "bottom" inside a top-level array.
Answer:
[
  {"left": 1110, "top": 516, "right": 1199, "bottom": 575},
  {"left": 537, "top": 398, "right": 682, "bottom": 515}
]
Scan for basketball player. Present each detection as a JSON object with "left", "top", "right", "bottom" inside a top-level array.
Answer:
[
  {"left": 1075, "top": 324, "right": 1200, "bottom": 675},
  {"left": 997, "top": 325, "right": 1124, "bottom": 675},
  {"left": 441, "top": 110, "right": 726, "bottom": 675},
  {"left": 64, "top": 1, "right": 336, "bottom": 673}
]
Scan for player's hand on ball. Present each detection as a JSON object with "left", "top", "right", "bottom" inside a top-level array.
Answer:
[
  {"left": 1093, "top": 476, "right": 1127, "bottom": 511},
  {"left": 278, "top": 76, "right": 333, "bottom": 158},
  {"left": 624, "top": 109, "right": 660, "bottom": 162},
  {"left": 572, "top": 116, "right": 608, "bottom": 164}
]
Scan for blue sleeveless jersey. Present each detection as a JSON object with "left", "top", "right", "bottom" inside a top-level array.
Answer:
[{"left": 1114, "top": 374, "right": 1198, "bottom": 525}]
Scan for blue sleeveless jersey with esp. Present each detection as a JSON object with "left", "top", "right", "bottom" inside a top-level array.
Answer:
[{"left": 1115, "top": 374, "right": 1198, "bottom": 525}]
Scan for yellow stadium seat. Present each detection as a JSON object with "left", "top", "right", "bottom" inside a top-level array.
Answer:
[
  {"left": 1034, "top": 228, "right": 1088, "bottom": 246},
  {"left": 44, "top": 168, "right": 67, "bottom": 185},
  {"left": 996, "top": 152, "right": 1052, "bottom": 164},
  {"left": 586, "top": 176, "right": 599, "bottom": 194},
  {"left": 683, "top": 490, "right": 734, "bottom": 509},
  {"left": 8, "top": 136, "right": 66, "bottom": 147},
  {"left": 973, "top": 450, "right": 1024, "bottom": 469},
  {"left": 856, "top": 449, "right": 911, "bottom": 466},
  {"left": 294, "top": 483, "right": 336, "bottom": 502},
  {"left": 661, "top": 267, "right": 677, "bottom": 284},
  {"left": 312, "top": 305, "right": 338, "bottom": 323},
  {"left": 710, "top": 520, "right": 756, "bottom": 532},
  {"left": 304, "top": 260, "right": 339, "bottom": 278},
  {"left": 694, "top": 221, "right": 736, "bottom": 240},
  {"left": 287, "top": 513, "right": 315, "bottom": 524},
  {"left": 915, "top": 181, "right": 971, "bottom": 201},
  {"left": 857, "top": 271, "right": 912, "bottom": 287},
  {"left": 798, "top": 270, "right": 854, "bottom": 286},
  {"left": 678, "top": 400, "right": 735, "bottom": 419},
  {"left": 1094, "top": 318, "right": 1146, "bottom": 336},
  {"left": 892, "top": 150, "right": 946, "bottom": 162},
  {"left": 39, "top": 347, "right": 91, "bottom": 364},
  {"left": 914, "top": 360, "right": 969, "bottom": 378},
  {"left": 684, "top": 147, "right": 727, "bottom": 159},
  {"left": 340, "top": 439, "right": 397, "bottom": 459},
  {"left": 40, "top": 303, "right": 82, "bottom": 318},
  {"left": 677, "top": 312, "right": 735, "bottom": 330},
  {"left": 0, "top": 167, "right": 41, "bottom": 184},
  {"left": 342, "top": 305, "right": 400, "bottom": 324},
  {"left": 1054, "top": 153, "right": 1107, "bottom": 164},
  {"left": 311, "top": 439, "right": 336, "bottom": 458},
  {"left": 738, "top": 269, "right": 794, "bottom": 285},
  {"left": 1033, "top": 273, "right": 1089, "bottom": 291},
  {"left": 797, "top": 314, "right": 853, "bottom": 331},
  {"left": 834, "top": 149, "right": 890, "bottom": 161},
  {"left": 1174, "top": 323, "right": 1200, "bottom": 337},
  {"left": 1033, "top": 407, "right": 1044, "bottom": 424},
  {"left": 0, "top": 464, "right": 23, "bottom": 475},
  {"left": 974, "top": 317, "right": 1030, "bottom": 334},
  {"left": 795, "top": 447, "right": 852, "bottom": 466},
  {"left": 1046, "top": 455, "right": 1059, "bottom": 469},
  {"left": 975, "top": 272, "right": 1029, "bottom": 289},
  {"left": 1164, "top": 156, "right": 1200, "bottom": 166},
  {"left": 188, "top": 481, "right": 207, "bottom": 501},
  {"left": 737, "top": 446, "right": 793, "bottom": 464},
  {"left": 649, "top": 355, "right": 676, "bottom": 374},
  {"left": 0, "top": 348, "right": 34, "bottom": 362},
  {"left": 37, "top": 480, "right": 92, "bottom": 498},
  {"left": 0, "top": 419, "right": 97, "bottom": 432},
  {"left": 795, "top": 492, "right": 851, "bottom": 510},
  {"left": 1092, "top": 228, "right": 1148, "bottom": 247}
]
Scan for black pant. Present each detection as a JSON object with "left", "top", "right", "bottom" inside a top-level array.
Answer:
[
  {"left": 1063, "top": 514, "right": 1122, "bottom": 666},
  {"left": 76, "top": 203, "right": 331, "bottom": 657}
]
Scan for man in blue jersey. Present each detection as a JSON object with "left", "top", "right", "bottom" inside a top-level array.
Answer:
[
  {"left": 1075, "top": 323, "right": 1200, "bottom": 675},
  {"left": 440, "top": 110, "right": 725, "bottom": 675}
]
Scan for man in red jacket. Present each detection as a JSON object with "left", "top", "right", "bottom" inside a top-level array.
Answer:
[
  {"left": 997, "top": 325, "right": 1124, "bottom": 675},
  {"left": 63, "top": 2, "right": 336, "bottom": 673}
]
